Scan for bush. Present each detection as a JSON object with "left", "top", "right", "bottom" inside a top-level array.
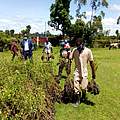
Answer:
[{"left": 0, "top": 60, "right": 60, "bottom": 120}]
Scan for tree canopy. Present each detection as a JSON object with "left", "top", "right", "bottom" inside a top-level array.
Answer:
[{"left": 48, "top": 0, "right": 72, "bottom": 35}]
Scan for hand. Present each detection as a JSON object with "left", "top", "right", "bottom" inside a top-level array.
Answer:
[
  {"left": 91, "top": 79, "right": 96, "bottom": 85},
  {"left": 92, "top": 74, "right": 96, "bottom": 80}
]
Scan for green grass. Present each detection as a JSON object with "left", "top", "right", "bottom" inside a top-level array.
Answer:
[{"left": 55, "top": 48, "right": 120, "bottom": 120}]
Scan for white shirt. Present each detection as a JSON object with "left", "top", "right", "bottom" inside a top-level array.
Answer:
[
  {"left": 70, "top": 47, "right": 93, "bottom": 77},
  {"left": 24, "top": 40, "right": 29, "bottom": 51},
  {"left": 44, "top": 42, "right": 52, "bottom": 50}
]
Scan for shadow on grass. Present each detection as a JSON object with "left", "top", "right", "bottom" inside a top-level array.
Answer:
[{"left": 80, "top": 98, "right": 95, "bottom": 106}]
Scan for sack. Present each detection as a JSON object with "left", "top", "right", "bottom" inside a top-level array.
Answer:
[
  {"left": 60, "top": 77, "right": 74, "bottom": 104},
  {"left": 87, "top": 80, "right": 100, "bottom": 95}
]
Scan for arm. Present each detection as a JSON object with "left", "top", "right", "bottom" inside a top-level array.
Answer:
[
  {"left": 42, "top": 42, "right": 46, "bottom": 53},
  {"left": 42, "top": 46, "right": 45, "bottom": 53},
  {"left": 20, "top": 40, "right": 24, "bottom": 49},
  {"left": 90, "top": 61, "right": 96, "bottom": 80},
  {"left": 10, "top": 43, "right": 14, "bottom": 51},
  {"left": 88, "top": 49, "right": 96, "bottom": 80},
  {"left": 49, "top": 42, "right": 53, "bottom": 53},
  {"left": 51, "top": 46, "right": 53, "bottom": 53}
]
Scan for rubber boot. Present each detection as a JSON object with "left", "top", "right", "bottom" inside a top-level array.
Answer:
[
  {"left": 72, "top": 93, "right": 80, "bottom": 107},
  {"left": 80, "top": 89, "right": 87, "bottom": 103}
]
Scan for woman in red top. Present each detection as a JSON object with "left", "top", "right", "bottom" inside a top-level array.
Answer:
[{"left": 11, "top": 39, "right": 18, "bottom": 61}]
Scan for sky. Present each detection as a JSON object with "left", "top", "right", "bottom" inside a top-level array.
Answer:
[{"left": 0, "top": 0, "right": 120, "bottom": 35}]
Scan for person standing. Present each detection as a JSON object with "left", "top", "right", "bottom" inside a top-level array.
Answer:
[
  {"left": 20, "top": 35, "right": 33, "bottom": 62},
  {"left": 11, "top": 39, "right": 19, "bottom": 61},
  {"left": 69, "top": 37, "right": 96, "bottom": 106},
  {"left": 57, "top": 40, "right": 71, "bottom": 81},
  {"left": 42, "top": 40, "right": 53, "bottom": 61}
]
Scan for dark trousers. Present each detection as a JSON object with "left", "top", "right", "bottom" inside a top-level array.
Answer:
[
  {"left": 58, "top": 59, "right": 71, "bottom": 77},
  {"left": 23, "top": 51, "right": 32, "bottom": 61},
  {"left": 12, "top": 52, "right": 18, "bottom": 61}
]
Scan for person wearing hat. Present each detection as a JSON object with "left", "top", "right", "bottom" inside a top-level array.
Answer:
[
  {"left": 20, "top": 35, "right": 33, "bottom": 62},
  {"left": 69, "top": 37, "right": 96, "bottom": 106}
]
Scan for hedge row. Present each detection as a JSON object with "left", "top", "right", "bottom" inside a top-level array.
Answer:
[{"left": 0, "top": 57, "right": 60, "bottom": 120}]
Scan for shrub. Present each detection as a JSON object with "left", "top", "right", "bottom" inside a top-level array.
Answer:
[{"left": 0, "top": 60, "right": 60, "bottom": 120}]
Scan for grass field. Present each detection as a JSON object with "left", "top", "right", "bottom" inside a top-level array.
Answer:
[
  {"left": 55, "top": 48, "right": 120, "bottom": 120},
  {"left": 0, "top": 48, "right": 120, "bottom": 120}
]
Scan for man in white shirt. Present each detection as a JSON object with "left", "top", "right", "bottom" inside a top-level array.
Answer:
[
  {"left": 69, "top": 37, "right": 96, "bottom": 106},
  {"left": 43, "top": 40, "right": 53, "bottom": 61},
  {"left": 24, "top": 39, "right": 29, "bottom": 51},
  {"left": 21, "top": 35, "right": 33, "bottom": 62}
]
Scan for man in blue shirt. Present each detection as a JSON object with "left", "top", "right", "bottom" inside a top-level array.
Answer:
[{"left": 21, "top": 35, "right": 33, "bottom": 62}]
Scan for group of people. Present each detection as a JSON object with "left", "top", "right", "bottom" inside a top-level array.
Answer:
[
  {"left": 10, "top": 35, "right": 33, "bottom": 62},
  {"left": 10, "top": 36, "right": 97, "bottom": 107}
]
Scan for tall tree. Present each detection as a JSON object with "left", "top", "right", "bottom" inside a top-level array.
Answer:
[
  {"left": 74, "top": 0, "right": 87, "bottom": 16},
  {"left": 67, "top": 18, "right": 85, "bottom": 38},
  {"left": 49, "top": 0, "right": 71, "bottom": 35},
  {"left": 21, "top": 29, "right": 26, "bottom": 36},
  {"left": 26, "top": 25, "right": 31, "bottom": 35},
  {"left": 115, "top": 30, "right": 119, "bottom": 39},
  {"left": 5, "top": 30, "right": 10, "bottom": 36},
  {"left": 75, "top": 0, "right": 108, "bottom": 21},
  {"left": 104, "top": 29, "right": 110, "bottom": 36},
  {"left": 10, "top": 29, "right": 15, "bottom": 37},
  {"left": 74, "top": 0, "right": 108, "bottom": 46}
]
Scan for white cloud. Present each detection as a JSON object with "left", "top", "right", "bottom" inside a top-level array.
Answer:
[
  {"left": 109, "top": 4, "right": 120, "bottom": 12},
  {"left": 0, "top": 14, "right": 120, "bottom": 35},
  {"left": 0, "top": 19, "right": 12, "bottom": 23},
  {"left": 0, "top": 15, "right": 62, "bottom": 35},
  {"left": 102, "top": 18, "right": 116, "bottom": 26},
  {"left": 0, "top": 16, "right": 58, "bottom": 34},
  {"left": 102, "top": 17, "right": 120, "bottom": 35},
  {"left": 86, "top": 11, "right": 92, "bottom": 17}
]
